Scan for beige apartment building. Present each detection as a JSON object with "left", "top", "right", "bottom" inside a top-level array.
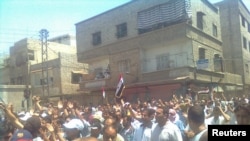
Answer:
[
  {"left": 216, "top": 0, "right": 250, "bottom": 95},
  {"left": 75, "top": 0, "right": 243, "bottom": 104},
  {"left": 0, "top": 35, "right": 87, "bottom": 110},
  {"left": 49, "top": 34, "right": 77, "bottom": 47}
]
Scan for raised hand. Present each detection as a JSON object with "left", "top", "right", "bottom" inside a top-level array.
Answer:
[
  {"left": 57, "top": 100, "right": 63, "bottom": 109},
  {"left": 45, "top": 123, "right": 55, "bottom": 132},
  {"left": 67, "top": 101, "right": 74, "bottom": 109}
]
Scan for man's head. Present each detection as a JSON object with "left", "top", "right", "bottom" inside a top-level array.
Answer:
[
  {"left": 63, "top": 118, "right": 84, "bottom": 140},
  {"left": 212, "top": 106, "right": 221, "bottom": 117},
  {"left": 155, "top": 106, "right": 169, "bottom": 126},
  {"left": 122, "top": 115, "right": 132, "bottom": 128},
  {"left": 188, "top": 105, "right": 205, "bottom": 130},
  {"left": 23, "top": 115, "right": 41, "bottom": 138},
  {"left": 104, "top": 117, "right": 116, "bottom": 127},
  {"left": 10, "top": 129, "right": 33, "bottom": 141},
  {"left": 168, "top": 108, "right": 177, "bottom": 122},
  {"left": 141, "top": 108, "right": 155, "bottom": 124},
  {"left": 0, "top": 121, "right": 15, "bottom": 141},
  {"left": 234, "top": 103, "right": 250, "bottom": 125},
  {"left": 90, "top": 122, "right": 102, "bottom": 138},
  {"left": 103, "top": 125, "right": 117, "bottom": 141}
]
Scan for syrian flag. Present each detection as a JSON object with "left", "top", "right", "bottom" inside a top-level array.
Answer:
[
  {"left": 102, "top": 87, "right": 106, "bottom": 98},
  {"left": 115, "top": 75, "right": 125, "bottom": 98}
]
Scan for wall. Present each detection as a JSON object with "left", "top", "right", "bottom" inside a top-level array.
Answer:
[{"left": 0, "top": 85, "right": 28, "bottom": 112}]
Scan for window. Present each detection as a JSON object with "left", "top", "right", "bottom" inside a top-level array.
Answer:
[
  {"left": 92, "top": 32, "right": 101, "bottom": 46},
  {"left": 214, "top": 54, "right": 220, "bottom": 59},
  {"left": 156, "top": 54, "right": 170, "bottom": 70},
  {"left": 94, "top": 68, "right": 104, "bottom": 79},
  {"left": 243, "top": 37, "right": 247, "bottom": 49},
  {"left": 241, "top": 15, "right": 245, "bottom": 27},
  {"left": 197, "top": 12, "right": 205, "bottom": 30},
  {"left": 118, "top": 60, "right": 130, "bottom": 73},
  {"left": 199, "top": 48, "right": 206, "bottom": 59},
  {"left": 40, "top": 78, "right": 46, "bottom": 85},
  {"left": 17, "top": 76, "right": 24, "bottom": 85},
  {"left": 28, "top": 49, "right": 34, "bottom": 60},
  {"left": 212, "top": 24, "right": 217, "bottom": 37},
  {"left": 71, "top": 72, "right": 83, "bottom": 83},
  {"left": 41, "top": 77, "right": 54, "bottom": 85},
  {"left": 137, "top": 1, "right": 191, "bottom": 34},
  {"left": 248, "top": 23, "right": 250, "bottom": 33},
  {"left": 116, "top": 23, "right": 127, "bottom": 38},
  {"left": 246, "top": 64, "right": 249, "bottom": 73},
  {"left": 214, "top": 54, "right": 223, "bottom": 72}
]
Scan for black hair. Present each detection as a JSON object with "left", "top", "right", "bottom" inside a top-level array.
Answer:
[
  {"left": 142, "top": 108, "right": 155, "bottom": 117},
  {"left": 23, "top": 116, "right": 41, "bottom": 137},
  {"left": 234, "top": 103, "right": 250, "bottom": 114},
  {"left": 188, "top": 105, "right": 205, "bottom": 125},
  {"left": 103, "top": 124, "right": 117, "bottom": 134},
  {"left": 123, "top": 115, "right": 133, "bottom": 123},
  {"left": 0, "top": 118, "right": 16, "bottom": 139},
  {"left": 91, "top": 121, "right": 102, "bottom": 130}
]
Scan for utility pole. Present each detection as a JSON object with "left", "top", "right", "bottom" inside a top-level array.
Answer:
[
  {"left": 40, "top": 29, "right": 50, "bottom": 97},
  {"left": 24, "top": 52, "right": 31, "bottom": 110}
]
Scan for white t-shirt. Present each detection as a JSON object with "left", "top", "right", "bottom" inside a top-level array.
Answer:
[
  {"left": 33, "top": 137, "right": 43, "bottom": 141},
  {"left": 133, "top": 125, "right": 152, "bottom": 141},
  {"left": 205, "top": 116, "right": 228, "bottom": 125},
  {"left": 151, "top": 120, "right": 183, "bottom": 141},
  {"left": 189, "top": 129, "right": 207, "bottom": 141}
]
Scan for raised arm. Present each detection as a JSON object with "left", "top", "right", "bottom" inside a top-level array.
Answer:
[{"left": 0, "top": 103, "right": 24, "bottom": 129}]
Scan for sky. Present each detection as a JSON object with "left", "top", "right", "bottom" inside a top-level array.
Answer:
[{"left": 0, "top": 0, "right": 250, "bottom": 56}]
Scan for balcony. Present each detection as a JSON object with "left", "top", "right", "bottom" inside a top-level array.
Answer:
[
  {"left": 79, "top": 72, "right": 111, "bottom": 90},
  {"left": 141, "top": 66, "right": 191, "bottom": 83}
]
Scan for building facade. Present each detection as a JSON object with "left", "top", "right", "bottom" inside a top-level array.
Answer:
[
  {"left": 216, "top": 0, "right": 250, "bottom": 95},
  {"left": 75, "top": 0, "right": 243, "bottom": 104},
  {"left": 49, "top": 34, "right": 76, "bottom": 46},
  {"left": 0, "top": 37, "right": 88, "bottom": 110}
]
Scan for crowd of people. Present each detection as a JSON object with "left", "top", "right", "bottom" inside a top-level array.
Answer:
[{"left": 0, "top": 92, "right": 249, "bottom": 141}]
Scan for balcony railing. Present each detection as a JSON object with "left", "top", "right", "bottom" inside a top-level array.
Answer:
[{"left": 79, "top": 72, "right": 111, "bottom": 90}]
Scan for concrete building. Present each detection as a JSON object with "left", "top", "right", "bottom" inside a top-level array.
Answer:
[
  {"left": 49, "top": 34, "right": 76, "bottom": 46},
  {"left": 0, "top": 37, "right": 88, "bottom": 110},
  {"left": 216, "top": 0, "right": 250, "bottom": 95},
  {"left": 76, "top": 0, "right": 242, "bottom": 104},
  {"left": 0, "top": 52, "right": 10, "bottom": 84}
]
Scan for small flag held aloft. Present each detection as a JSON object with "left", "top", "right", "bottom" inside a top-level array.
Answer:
[{"left": 115, "top": 75, "right": 125, "bottom": 98}]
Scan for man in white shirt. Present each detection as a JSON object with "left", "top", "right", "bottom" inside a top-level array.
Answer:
[
  {"left": 133, "top": 108, "right": 155, "bottom": 141},
  {"left": 151, "top": 106, "right": 183, "bottom": 141},
  {"left": 205, "top": 105, "right": 230, "bottom": 125}
]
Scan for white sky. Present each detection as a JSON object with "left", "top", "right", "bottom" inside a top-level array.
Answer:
[{"left": 0, "top": 0, "right": 250, "bottom": 55}]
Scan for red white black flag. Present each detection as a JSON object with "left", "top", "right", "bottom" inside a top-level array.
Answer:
[{"left": 115, "top": 75, "right": 125, "bottom": 98}]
